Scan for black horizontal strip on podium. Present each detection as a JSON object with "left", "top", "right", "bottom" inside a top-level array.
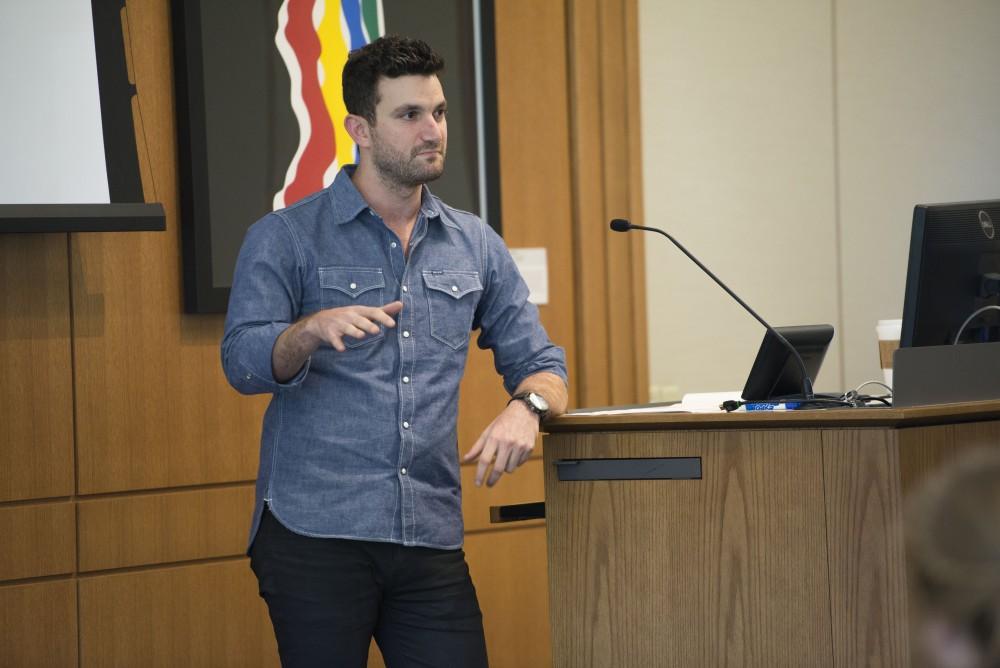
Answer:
[{"left": 555, "top": 457, "right": 702, "bottom": 481}]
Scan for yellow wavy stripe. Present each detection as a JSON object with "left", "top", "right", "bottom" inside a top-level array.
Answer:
[{"left": 318, "top": 2, "right": 353, "bottom": 172}]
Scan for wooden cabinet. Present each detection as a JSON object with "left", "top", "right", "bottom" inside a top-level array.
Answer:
[{"left": 542, "top": 403, "right": 1000, "bottom": 667}]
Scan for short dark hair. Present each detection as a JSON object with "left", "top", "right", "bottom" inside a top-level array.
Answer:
[{"left": 343, "top": 35, "right": 445, "bottom": 122}]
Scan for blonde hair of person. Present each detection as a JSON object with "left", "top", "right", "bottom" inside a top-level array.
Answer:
[{"left": 906, "top": 448, "right": 1000, "bottom": 668}]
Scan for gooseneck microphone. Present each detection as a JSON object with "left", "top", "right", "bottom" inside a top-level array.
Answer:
[{"left": 610, "top": 218, "right": 815, "bottom": 400}]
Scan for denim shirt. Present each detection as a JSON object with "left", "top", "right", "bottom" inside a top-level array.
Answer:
[{"left": 222, "top": 167, "right": 567, "bottom": 550}]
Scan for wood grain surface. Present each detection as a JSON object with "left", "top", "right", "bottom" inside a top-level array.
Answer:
[
  {"left": 822, "top": 428, "right": 909, "bottom": 667},
  {"left": 544, "top": 429, "right": 834, "bottom": 667},
  {"left": 0, "top": 234, "right": 74, "bottom": 502},
  {"left": 466, "top": 525, "right": 553, "bottom": 668},
  {"left": 77, "top": 485, "right": 255, "bottom": 571},
  {"left": 897, "top": 420, "right": 1000, "bottom": 493},
  {"left": 0, "top": 501, "right": 75, "bottom": 581},
  {"left": 566, "top": 0, "right": 648, "bottom": 408},
  {"left": 493, "top": 0, "right": 578, "bottom": 409},
  {"left": 0, "top": 579, "right": 77, "bottom": 668},
  {"left": 542, "top": 412, "right": 1000, "bottom": 667},
  {"left": 78, "top": 559, "right": 278, "bottom": 668}
]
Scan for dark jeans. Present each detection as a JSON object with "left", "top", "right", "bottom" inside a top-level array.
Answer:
[{"left": 249, "top": 508, "right": 489, "bottom": 668}]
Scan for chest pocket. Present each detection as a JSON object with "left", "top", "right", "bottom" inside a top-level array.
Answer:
[
  {"left": 422, "top": 270, "right": 483, "bottom": 350},
  {"left": 318, "top": 266, "right": 386, "bottom": 348}
]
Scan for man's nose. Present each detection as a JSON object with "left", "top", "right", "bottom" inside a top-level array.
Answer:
[{"left": 421, "top": 116, "right": 444, "bottom": 142}]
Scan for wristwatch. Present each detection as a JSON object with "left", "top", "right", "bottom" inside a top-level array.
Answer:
[{"left": 509, "top": 391, "right": 550, "bottom": 421}]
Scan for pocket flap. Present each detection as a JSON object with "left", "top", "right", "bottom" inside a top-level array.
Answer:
[
  {"left": 422, "top": 270, "right": 483, "bottom": 299},
  {"left": 318, "top": 266, "right": 385, "bottom": 298}
]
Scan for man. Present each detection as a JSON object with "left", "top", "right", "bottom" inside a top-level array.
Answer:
[{"left": 222, "top": 35, "right": 568, "bottom": 667}]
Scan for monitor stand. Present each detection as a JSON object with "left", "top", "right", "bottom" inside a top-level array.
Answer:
[{"left": 893, "top": 342, "right": 1000, "bottom": 407}]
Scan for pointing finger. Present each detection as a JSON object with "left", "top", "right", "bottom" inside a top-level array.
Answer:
[{"left": 381, "top": 301, "right": 404, "bottom": 316}]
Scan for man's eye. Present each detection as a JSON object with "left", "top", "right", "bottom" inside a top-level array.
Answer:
[
  {"left": 404, "top": 111, "right": 419, "bottom": 120},
  {"left": 434, "top": 109, "right": 447, "bottom": 120}
]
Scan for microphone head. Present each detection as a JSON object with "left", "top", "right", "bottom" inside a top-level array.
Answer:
[{"left": 609, "top": 219, "right": 632, "bottom": 232}]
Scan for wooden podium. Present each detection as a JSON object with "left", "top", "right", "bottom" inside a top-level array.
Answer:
[{"left": 541, "top": 401, "right": 1000, "bottom": 667}]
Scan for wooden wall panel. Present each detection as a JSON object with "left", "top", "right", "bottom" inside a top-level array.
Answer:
[
  {"left": 466, "top": 526, "right": 553, "bottom": 668},
  {"left": 462, "top": 455, "right": 545, "bottom": 533},
  {"left": 566, "top": 0, "right": 612, "bottom": 409},
  {"left": 567, "top": 0, "right": 648, "bottom": 408},
  {"left": 78, "top": 485, "right": 254, "bottom": 571},
  {"left": 71, "top": 0, "right": 268, "bottom": 496},
  {"left": 598, "top": 0, "right": 637, "bottom": 403},
  {"left": 822, "top": 429, "right": 909, "bottom": 667},
  {"left": 78, "top": 560, "right": 278, "bottom": 668},
  {"left": 491, "top": 0, "right": 578, "bottom": 405},
  {"left": 0, "top": 579, "right": 77, "bottom": 668},
  {"left": 0, "top": 234, "right": 74, "bottom": 502},
  {"left": 0, "top": 502, "right": 75, "bottom": 581}
]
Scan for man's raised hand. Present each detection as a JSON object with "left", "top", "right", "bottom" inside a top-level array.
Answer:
[
  {"left": 306, "top": 301, "right": 404, "bottom": 352},
  {"left": 271, "top": 301, "right": 404, "bottom": 382}
]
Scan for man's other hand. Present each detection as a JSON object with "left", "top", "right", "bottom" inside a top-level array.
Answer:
[{"left": 461, "top": 400, "right": 539, "bottom": 487}]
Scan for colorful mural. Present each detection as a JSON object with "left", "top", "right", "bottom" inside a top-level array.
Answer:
[{"left": 273, "top": 0, "right": 384, "bottom": 209}]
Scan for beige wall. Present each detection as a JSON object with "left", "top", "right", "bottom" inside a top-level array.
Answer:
[{"left": 640, "top": 0, "right": 1000, "bottom": 397}]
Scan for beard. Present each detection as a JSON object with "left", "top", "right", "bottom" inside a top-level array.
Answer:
[{"left": 370, "top": 131, "right": 446, "bottom": 189}]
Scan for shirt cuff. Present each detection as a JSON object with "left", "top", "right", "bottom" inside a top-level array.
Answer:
[{"left": 231, "top": 322, "right": 311, "bottom": 394}]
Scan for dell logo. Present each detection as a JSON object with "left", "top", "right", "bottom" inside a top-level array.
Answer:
[{"left": 980, "top": 210, "right": 995, "bottom": 240}]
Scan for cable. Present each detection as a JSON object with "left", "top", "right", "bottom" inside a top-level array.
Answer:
[
  {"left": 721, "top": 381, "right": 895, "bottom": 412},
  {"left": 852, "top": 380, "right": 893, "bottom": 398},
  {"left": 952, "top": 305, "right": 1000, "bottom": 345},
  {"left": 841, "top": 380, "right": 893, "bottom": 407}
]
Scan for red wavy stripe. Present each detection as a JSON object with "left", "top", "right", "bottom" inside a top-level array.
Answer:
[{"left": 284, "top": 0, "right": 336, "bottom": 204}]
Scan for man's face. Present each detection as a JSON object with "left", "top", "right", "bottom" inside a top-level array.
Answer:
[{"left": 368, "top": 74, "right": 448, "bottom": 188}]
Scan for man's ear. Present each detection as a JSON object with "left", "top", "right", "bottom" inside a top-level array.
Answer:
[{"left": 345, "top": 114, "right": 372, "bottom": 148}]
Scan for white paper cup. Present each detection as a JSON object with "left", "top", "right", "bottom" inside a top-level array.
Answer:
[{"left": 876, "top": 319, "right": 902, "bottom": 387}]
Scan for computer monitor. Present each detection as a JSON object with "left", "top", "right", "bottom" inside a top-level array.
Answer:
[{"left": 900, "top": 200, "right": 1000, "bottom": 347}]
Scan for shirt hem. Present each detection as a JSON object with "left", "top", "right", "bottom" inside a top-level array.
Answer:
[{"left": 265, "top": 502, "right": 464, "bottom": 551}]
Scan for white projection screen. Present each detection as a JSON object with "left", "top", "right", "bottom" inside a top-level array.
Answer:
[
  {"left": 0, "top": 0, "right": 110, "bottom": 204},
  {"left": 0, "top": 0, "right": 164, "bottom": 232}
]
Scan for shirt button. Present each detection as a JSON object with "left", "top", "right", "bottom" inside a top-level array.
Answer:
[
  {"left": 403, "top": 421, "right": 410, "bottom": 429},
  {"left": 401, "top": 467, "right": 408, "bottom": 475},
  {"left": 451, "top": 285, "right": 458, "bottom": 292},
  {"left": 391, "top": 241, "right": 398, "bottom": 248},
  {"left": 402, "top": 376, "right": 410, "bottom": 383},
  {"left": 244, "top": 373, "right": 252, "bottom": 381},
  {"left": 402, "top": 285, "right": 408, "bottom": 292},
  {"left": 403, "top": 330, "right": 410, "bottom": 338},
  {"left": 349, "top": 282, "right": 357, "bottom": 290}
]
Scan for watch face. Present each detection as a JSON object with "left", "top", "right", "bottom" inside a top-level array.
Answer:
[{"left": 528, "top": 392, "right": 549, "bottom": 412}]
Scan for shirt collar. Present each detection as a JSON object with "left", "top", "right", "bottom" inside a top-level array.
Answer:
[{"left": 328, "top": 165, "right": 455, "bottom": 228}]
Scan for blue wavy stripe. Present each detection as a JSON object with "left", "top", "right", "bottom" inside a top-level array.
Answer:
[{"left": 341, "top": 0, "right": 367, "bottom": 50}]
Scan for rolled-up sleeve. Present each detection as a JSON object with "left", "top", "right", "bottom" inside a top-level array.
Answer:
[
  {"left": 474, "top": 225, "right": 568, "bottom": 395},
  {"left": 221, "top": 213, "right": 310, "bottom": 395}
]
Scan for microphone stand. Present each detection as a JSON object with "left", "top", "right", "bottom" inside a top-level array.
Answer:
[{"left": 610, "top": 218, "right": 815, "bottom": 400}]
